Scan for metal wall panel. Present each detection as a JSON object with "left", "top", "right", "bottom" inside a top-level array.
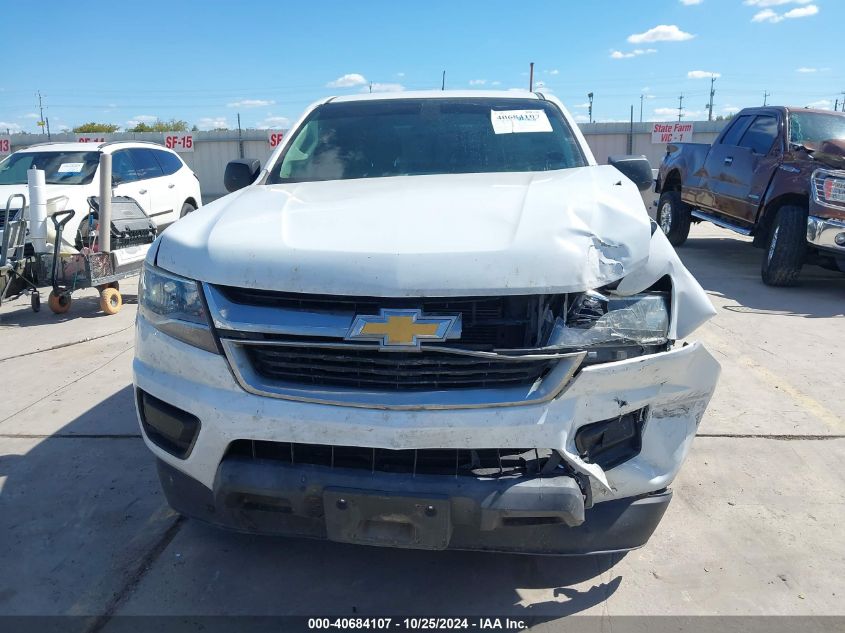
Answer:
[{"left": 6, "top": 120, "right": 729, "bottom": 200}]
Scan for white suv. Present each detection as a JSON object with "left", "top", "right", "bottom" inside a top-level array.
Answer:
[{"left": 0, "top": 140, "right": 202, "bottom": 250}]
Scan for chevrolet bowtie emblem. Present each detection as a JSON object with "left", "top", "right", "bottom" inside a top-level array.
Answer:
[{"left": 346, "top": 309, "right": 462, "bottom": 350}]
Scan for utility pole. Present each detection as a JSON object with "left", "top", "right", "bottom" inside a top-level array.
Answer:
[
  {"left": 369, "top": 82, "right": 373, "bottom": 94},
  {"left": 529, "top": 63, "right": 534, "bottom": 92},
  {"left": 836, "top": 99, "right": 840, "bottom": 112},
  {"left": 707, "top": 76, "right": 716, "bottom": 122},
  {"left": 763, "top": 90, "right": 770, "bottom": 106},
  {"left": 639, "top": 94, "right": 644, "bottom": 123},
  {"left": 840, "top": 91, "right": 845, "bottom": 111},
  {"left": 45, "top": 117, "right": 51, "bottom": 140},
  {"left": 441, "top": 71, "right": 445, "bottom": 91},
  {"left": 677, "top": 93, "right": 684, "bottom": 121},
  {"left": 587, "top": 92, "right": 594, "bottom": 123},
  {"left": 237, "top": 113, "right": 243, "bottom": 158},
  {"left": 37, "top": 91, "right": 46, "bottom": 135}
]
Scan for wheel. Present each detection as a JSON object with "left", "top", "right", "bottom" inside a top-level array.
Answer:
[
  {"left": 761, "top": 205, "right": 807, "bottom": 287},
  {"left": 48, "top": 291, "right": 71, "bottom": 314},
  {"left": 656, "top": 190, "right": 692, "bottom": 247},
  {"left": 179, "top": 202, "right": 197, "bottom": 218},
  {"left": 31, "top": 293, "right": 40, "bottom": 313},
  {"left": 100, "top": 287, "right": 123, "bottom": 315}
]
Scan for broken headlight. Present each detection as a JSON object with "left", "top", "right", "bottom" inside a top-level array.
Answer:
[
  {"left": 552, "top": 291, "right": 670, "bottom": 348},
  {"left": 139, "top": 262, "right": 218, "bottom": 353}
]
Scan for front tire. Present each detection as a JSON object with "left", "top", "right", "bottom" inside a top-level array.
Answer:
[
  {"left": 761, "top": 205, "right": 807, "bottom": 287},
  {"left": 180, "top": 202, "right": 196, "bottom": 218},
  {"left": 656, "top": 190, "right": 692, "bottom": 247}
]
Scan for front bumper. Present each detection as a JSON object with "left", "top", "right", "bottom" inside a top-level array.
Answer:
[
  {"left": 807, "top": 215, "right": 845, "bottom": 254},
  {"left": 157, "top": 457, "right": 673, "bottom": 555},
  {"left": 134, "top": 313, "right": 719, "bottom": 501}
]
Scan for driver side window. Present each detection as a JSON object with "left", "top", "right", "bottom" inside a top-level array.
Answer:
[{"left": 111, "top": 150, "right": 138, "bottom": 184}]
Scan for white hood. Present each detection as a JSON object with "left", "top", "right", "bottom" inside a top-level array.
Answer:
[{"left": 157, "top": 166, "right": 654, "bottom": 296}]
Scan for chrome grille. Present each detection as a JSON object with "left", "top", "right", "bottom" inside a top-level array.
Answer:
[
  {"left": 216, "top": 286, "right": 558, "bottom": 349},
  {"left": 245, "top": 344, "right": 557, "bottom": 391}
]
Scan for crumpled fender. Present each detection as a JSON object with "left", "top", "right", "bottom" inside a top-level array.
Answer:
[{"left": 614, "top": 224, "right": 716, "bottom": 339}]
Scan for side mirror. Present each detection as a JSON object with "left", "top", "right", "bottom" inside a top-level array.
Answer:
[
  {"left": 608, "top": 155, "right": 653, "bottom": 192},
  {"left": 224, "top": 159, "right": 261, "bottom": 192}
]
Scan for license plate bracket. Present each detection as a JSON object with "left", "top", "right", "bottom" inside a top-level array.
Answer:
[{"left": 323, "top": 488, "right": 452, "bottom": 550}]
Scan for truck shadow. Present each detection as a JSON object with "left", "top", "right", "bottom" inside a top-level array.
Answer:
[
  {"left": 677, "top": 231, "right": 845, "bottom": 319},
  {"left": 0, "top": 383, "right": 623, "bottom": 621}
]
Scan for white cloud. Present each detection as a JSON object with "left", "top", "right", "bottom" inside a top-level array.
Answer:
[
  {"left": 796, "top": 66, "right": 817, "bottom": 73},
  {"left": 654, "top": 107, "right": 680, "bottom": 117},
  {"left": 573, "top": 114, "right": 590, "bottom": 123},
  {"left": 653, "top": 107, "right": 704, "bottom": 119},
  {"left": 227, "top": 99, "right": 275, "bottom": 108},
  {"left": 806, "top": 99, "right": 832, "bottom": 109},
  {"left": 680, "top": 0, "right": 703, "bottom": 4},
  {"left": 784, "top": 5, "right": 818, "bottom": 18},
  {"left": 22, "top": 112, "right": 39, "bottom": 119},
  {"left": 723, "top": 105, "right": 741, "bottom": 114},
  {"left": 327, "top": 73, "right": 368, "bottom": 88},
  {"left": 548, "top": 69, "right": 560, "bottom": 75},
  {"left": 688, "top": 70, "right": 721, "bottom": 78},
  {"left": 396, "top": 72, "right": 405, "bottom": 78},
  {"left": 469, "top": 79, "right": 487, "bottom": 86},
  {"left": 534, "top": 80, "right": 547, "bottom": 89},
  {"left": 363, "top": 82, "right": 405, "bottom": 93},
  {"left": 126, "top": 114, "right": 157, "bottom": 127},
  {"left": 752, "top": 3, "right": 817, "bottom": 21},
  {"left": 574, "top": 102, "right": 591, "bottom": 109},
  {"left": 196, "top": 117, "right": 229, "bottom": 130},
  {"left": 490, "top": 80, "right": 501, "bottom": 86},
  {"left": 0, "top": 121, "right": 22, "bottom": 132},
  {"left": 745, "top": 0, "right": 811, "bottom": 6},
  {"left": 256, "top": 116, "right": 291, "bottom": 129},
  {"left": 611, "top": 48, "right": 657, "bottom": 59},
  {"left": 628, "top": 25, "right": 694, "bottom": 43}
]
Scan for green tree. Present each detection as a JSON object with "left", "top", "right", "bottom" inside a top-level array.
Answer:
[
  {"left": 128, "top": 118, "right": 189, "bottom": 133},
  {"left": 73, "top": 122, "right": 120, "bottom": 133}
]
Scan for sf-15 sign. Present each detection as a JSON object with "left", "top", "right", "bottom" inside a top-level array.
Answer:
[
  {"left": 652, "top": 122, "right": 694, "bottom": 144},
  {"left": 164, "top": 134, "right": 193, "bottom": 153}
]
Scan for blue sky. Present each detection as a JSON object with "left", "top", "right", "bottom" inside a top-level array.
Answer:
[{"left": 1, "top": 0, "right": 840, "bottom": 133}]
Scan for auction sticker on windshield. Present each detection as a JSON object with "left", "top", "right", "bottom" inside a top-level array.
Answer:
[
  {"left": 57, "top": 162, "right": 84, "bottom": 173},
  {"left": 490, "top": 110, "right": 552, "bottom": 134}
]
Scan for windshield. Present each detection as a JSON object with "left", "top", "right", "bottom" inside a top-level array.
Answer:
[
  {"left": 267, "top": 98, "right": 587, "bottom": 184},
  {"left": 788, "top": 112, "right": 845, "bottom": 145},
  {"left": 0, "top": 151, "right": 100, "bottom": 185}
]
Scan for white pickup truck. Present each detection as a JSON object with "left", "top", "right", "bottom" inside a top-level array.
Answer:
[{"left": 133, "top": 90, "right": 720, "bottom": 555}]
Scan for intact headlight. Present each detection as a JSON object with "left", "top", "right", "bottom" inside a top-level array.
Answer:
[
  {"left": 139, "top": 262, "right": 218, "bottom": 353},
  {"left": 551, "top": 291, "right": 670, "bottom": 348}
]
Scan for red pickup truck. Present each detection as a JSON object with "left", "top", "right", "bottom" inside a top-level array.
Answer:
[{"left": 655, "top": 106, "right": 845, "bottom": 286}]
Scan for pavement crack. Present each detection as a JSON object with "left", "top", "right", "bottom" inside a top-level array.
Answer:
[
  {"left": 85, "top": 515, "right": 186, "bottom": 633},
  {"left": 0, "top": 345, "right": 133, "bottom": 427},
  {"left": 0, "top": 325, "right": 134, "bottom": 362},
  {"left": 697, "top": 433, "right": 844, "bottom": 440},
  {"left": 0, "top": 433, "right": 141, "bottom": 439}
]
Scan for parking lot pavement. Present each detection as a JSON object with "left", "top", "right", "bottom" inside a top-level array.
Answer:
[{"left": 0, "top": 224, "right": 843, "bottom": 625}]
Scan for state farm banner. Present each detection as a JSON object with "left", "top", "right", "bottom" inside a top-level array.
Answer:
[{"left": 652, "top": 122, "right": 694, "bottom": 144}]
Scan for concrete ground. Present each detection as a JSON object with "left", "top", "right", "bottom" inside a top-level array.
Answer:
[{"left": 0, "top": 223, "right": 843, "bottom": 628}]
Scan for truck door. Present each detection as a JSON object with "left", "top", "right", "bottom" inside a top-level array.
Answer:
[
  {"left": 700, "top": 115, "right": 753, "bottom": 213},
  {"left": 730, "top": 114, "right": 781, "bottom": 224}
]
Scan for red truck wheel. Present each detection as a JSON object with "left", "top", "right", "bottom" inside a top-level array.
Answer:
[
  {"left": 761, "top": 205, "right": 807, "bottom": 287},
  {"left": 656, "top": 190, "right": 692, "bottom": 247}
]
